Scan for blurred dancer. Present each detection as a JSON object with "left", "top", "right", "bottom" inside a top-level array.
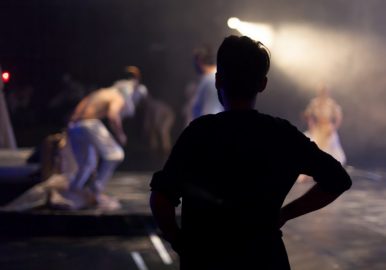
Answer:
[
  {"left": 190, "top": 45, "right": 223, "bottom": 120},
  {"left": 65, "top": 66, "right": 147, "bottom": 210},
  {"left": 182, "top": 81, "right": 197, "bottom": 126},
  {"left": 303, "top": 85, "right": 346, "bottom": 164},
  {"left": 142, "top": 95, "right": 175, "bottom": 155}
]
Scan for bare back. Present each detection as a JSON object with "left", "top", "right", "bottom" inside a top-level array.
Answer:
[{"left": 70, "top": 88, "right": 124, "bottom": 122}]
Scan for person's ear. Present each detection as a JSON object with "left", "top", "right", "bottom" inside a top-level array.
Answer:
[{"left": 257, "top": 76, "right": 268, "bottom": 93}]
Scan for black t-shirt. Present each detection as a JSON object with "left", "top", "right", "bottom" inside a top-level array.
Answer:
[{"left": 150, "top": 109, "right": 351, "bottom": 269}]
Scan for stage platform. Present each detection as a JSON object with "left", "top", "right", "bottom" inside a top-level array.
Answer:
[
  {"left": 0, "top": 148, "right": 38, "bottom": 180},
  {"left": 1, "top": 158, "right": 386, "bottom": 269},
  {"left": 0, "top": 173, "right": 154, "bottom": 236},
  {"left": 1, "top": 164, "right": 385, "bottom": 236}
]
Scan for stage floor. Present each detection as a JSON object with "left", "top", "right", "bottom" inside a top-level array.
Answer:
[{"left": 1, "top": 168, "right": 386, "bottom": 270}]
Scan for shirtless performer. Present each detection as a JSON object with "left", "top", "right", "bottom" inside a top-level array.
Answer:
[{"left": 66, "top": 66, "right": 147, "bottom": 209}]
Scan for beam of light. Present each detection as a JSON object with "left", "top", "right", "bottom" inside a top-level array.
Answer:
[
  {"left": 148, "top": 232, "right": 173, "bottom": 265},
  {"left": 227, "top": 18, "right": 386, "bottom": 158},
  {"left": 227, "top": 18, "right": 383, "bottom": 95},
  {"left": 271, "top": 24, "right": 356, "bottom": 92},
  {"left": 131, "top": 252, "right": 149, "bottom": 270},
  {"left": 227, "top": 17, "right": 274, "bottom": 47}
]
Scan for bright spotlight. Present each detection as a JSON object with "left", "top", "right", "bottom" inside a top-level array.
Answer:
[
  {"left": 227, "top": 17, "right": 274, "bottom": 47},
  {"left": 227, "top": 17, "right": 240, "bottom": 29}
]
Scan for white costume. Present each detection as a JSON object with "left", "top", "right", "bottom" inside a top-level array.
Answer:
[
  {"left": 67, "top": 119, "right": 125, "bottom": 193},
  {"left": 304, "top": 96, "right": 346, "bottom": 165}
]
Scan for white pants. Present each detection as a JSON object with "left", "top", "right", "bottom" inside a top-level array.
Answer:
[{"left": 67, "top": 119, "right": 124, "bottom": 194}]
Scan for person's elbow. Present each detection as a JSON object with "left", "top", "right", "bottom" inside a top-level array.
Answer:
[
  {"left": 329, "top": 174, "right": 352, "bottom": 195},
  {"left": 340, "top": 176, "right": 352, "bottom": 192},
  {"left": 339, "top": 167, "right": 353, "bottom": 192},
  {"left": 317, "top": 173, "right": 352, "bottom": 195}
]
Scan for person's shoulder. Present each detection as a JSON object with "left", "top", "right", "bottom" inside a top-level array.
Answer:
[
  {"left": 258, "top": 112, "right": 300, "bottom": 133},
  {"left": 258, "top": 112, "right": 290, "bottom": 125},
  {"left": 175, "top": 115, "right": 216, "bottom": 143},
  {"left": 100, "top": 87, "right": 125, "bottom": 103},
  {"left": 189, "top": 114, "right": 217, "bottom": 127},
  {"left": 327, "top": 97, "right": 340, "bottom": 107},
  {"left": 184, "top": 114, "right": 218, "bottom": 134},
  {"left": 93, "top": 87, "right": 116, "bottom": 97}
]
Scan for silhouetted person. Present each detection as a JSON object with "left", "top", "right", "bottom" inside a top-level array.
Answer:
[{"left": 150, "top": 36, "right": 352, "bottom": 270}]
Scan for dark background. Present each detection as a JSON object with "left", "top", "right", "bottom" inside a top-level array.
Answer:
[{"left": 1, "top": 0, "right": 385, "bottom": 170}]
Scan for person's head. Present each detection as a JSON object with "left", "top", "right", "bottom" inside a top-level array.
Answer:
[
  {"left": 193, "top": 45, "right": 216, "bottom": 75},
  {"left": 125, "top": 66, "right": 142, "bottom": 82},
  {"left": 317, "top": 84, "right": 330, "bottom": 98},
  {"left": 115, "top": 66, "right": 147, "bottom": 105},
  {"left": 216, "top": 35, "right": 270, "bottom": 102}
]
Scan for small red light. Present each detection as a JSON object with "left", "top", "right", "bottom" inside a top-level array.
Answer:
[{"left": 2, "top": 72, "right": 10, "bottom": 83}]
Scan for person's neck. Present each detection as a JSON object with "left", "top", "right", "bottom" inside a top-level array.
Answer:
[{"left": 223, "top": 98, "right": 256, "bottom": 111}]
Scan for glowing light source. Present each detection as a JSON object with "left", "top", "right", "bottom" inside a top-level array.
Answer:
[
  {"left": 227, "top": 17, "right": 274, "bottom": 47},
  {"left": 227, "top": 17, "right": 241, "bottom": 29},
  {"left": 2, "top": 71, "right": 10, "bottom": 83}
]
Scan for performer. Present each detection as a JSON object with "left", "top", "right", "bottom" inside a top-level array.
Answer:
[
  {"left": 141, "top": 95, "right": 175, "bottom": 155},
  {"left": 190, "top": 45, "right": 223, "bottom": 120},
  {"left": 303, "top": 85, "right": 346, "bottom": 165},
  {"left": 181, "top": 81, "right": 197, "bottom": 127},
  {"left": 64, "top": 66, "right": 148, "bottom": 210}
]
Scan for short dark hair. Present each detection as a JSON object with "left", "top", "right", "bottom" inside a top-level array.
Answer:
[{"left": 217, "top": 35, "right": 270, "bottom": 99}]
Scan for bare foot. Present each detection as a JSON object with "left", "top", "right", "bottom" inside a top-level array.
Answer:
[{"left": 96, "top": 194, "right": 122, "bottom": 211}]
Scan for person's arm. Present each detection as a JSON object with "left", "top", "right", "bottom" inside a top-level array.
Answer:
[
  {"left": 107, "top": 97, "right": 126, "bottom": 145},
  {"left": 280, "top": 122, "right": 352, "bottom": 228},
  {"left": 149, "top": 121, "right": 199, "bottom": 253},
  {"left": 150, "top": 191, "right": 181, "bottom": 253},
  {"left": 279, "top": 183, "right": 349, "bottom": 228}
]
